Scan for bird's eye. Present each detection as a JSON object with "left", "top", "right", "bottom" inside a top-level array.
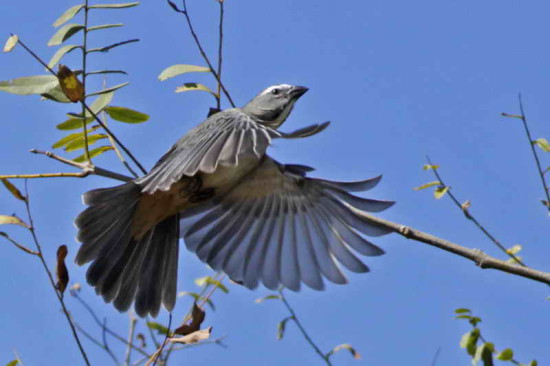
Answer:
[{"left": 271, "top": 88, "right": 280, "bottom": 95}]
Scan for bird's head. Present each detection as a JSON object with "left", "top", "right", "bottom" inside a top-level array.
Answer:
[{"left": 242, "top": 84, "right": 308, "bottom": 128}]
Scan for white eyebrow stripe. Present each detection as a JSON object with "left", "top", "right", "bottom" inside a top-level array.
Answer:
[{"left": 261, "top": 84, "right": 292, "bottom": 95}]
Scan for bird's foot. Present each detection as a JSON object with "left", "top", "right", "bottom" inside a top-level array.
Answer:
[{"left": 179, "top": 176, "right": 202, "bottom": 198}]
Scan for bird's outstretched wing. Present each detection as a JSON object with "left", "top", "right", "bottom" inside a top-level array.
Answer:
[
  {"left": 179, "top": 157, "right": 395, "bottom": 291},
  {"left": 137, "top": 109, "right": 276, "bottom": 194}
]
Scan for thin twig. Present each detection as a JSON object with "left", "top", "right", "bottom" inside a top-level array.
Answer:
[
  {"left": 103, "top": 318, "right": 120, "bottom": 365},
  {"left": 425, "top": 157, "right": 525, "bottom": 266},
  {"left": 23, "top": 181, "right": 91, "bottom": 366},
  {"left": 278, "top": 289, "right": 331, "bottom": 365},
  {"left": 73, "top": 292, "right": 150, "bottom": 357},
  {"left": 149, "top": 313, "right": 173, "bottom": 366},
  {"left": 81, "top": 0, "right": 92, "bottom": 163},
  {"left": 354, "top": 209, "right": 550, "bottom": 285},
  {"left": 176, "top": 0, "right": 236, "bottom": 108},
  {"left": 74, "top": 321, "right": 120, "bottom": 365},
  {"left": 215, "top": 0, "right": 225, "bottom": 110},
  {"left": 101, "top": 95, "right": 139, "bottom": 178},
  {"left": 0, "top": 172, "right": 90, "bottom": 179},
  {"left": 125, "top": 312, "right": 138, "bottom": 366},
  {"left": 517, "top": 94, "right": 550, "bottom": 213},
  {"left": 30, "top": 149, "right": 133, "bottom": 182},
  {"left": 83, "top": 103, "right": 147, "bottom": 175}
]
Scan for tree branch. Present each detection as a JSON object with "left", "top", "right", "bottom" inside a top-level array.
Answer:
[
  {"left": 170, "top": 0, "right": 236, "bottom": 108},
  {"left": 425, "top": 157, "right": 525, "bottom": 266},
  {"left": 517, "top": 94, "right": 550, "bottom": 212},
  {"left": 355, "top": 209, "right": 550, "bottom": 285},
  {"left": 30, "top": 149, "right": 133, "bottom": 182},
  {"left": 23, "top": 181, "right": 91, "bottom": 366},
  {"left": 278, "top": 289, "right": 332, "bottom": 365}
]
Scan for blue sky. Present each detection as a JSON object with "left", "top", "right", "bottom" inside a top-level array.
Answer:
[{"left": 1, "top": 0, "right": 549, "bottom": 365}]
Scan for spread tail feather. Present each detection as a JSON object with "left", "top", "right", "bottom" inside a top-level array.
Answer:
[{"left": 75, "top": 182, "right": 179, "bottom": 317}]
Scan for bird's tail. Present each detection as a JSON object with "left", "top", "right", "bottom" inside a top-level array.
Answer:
[{"left": 75, "top": 182, "right": 179, "bottom": 317}]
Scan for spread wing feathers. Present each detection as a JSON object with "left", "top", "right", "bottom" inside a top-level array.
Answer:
[
  {"left": 137, "top": 109, "right": 274, "bottom": 194},
  {"left": 75, "top": 182, "right": 179, "bottom": 318},
  {"left": 179, "top": 157, "right": 394, "bottom": 292},
  {"left": 275, "top": 121, "right": 330, "bottom": 139}
]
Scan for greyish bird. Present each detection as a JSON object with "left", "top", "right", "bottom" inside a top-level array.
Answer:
[{"left": 75, "top": 84, "right": 394, "bottom": 317}]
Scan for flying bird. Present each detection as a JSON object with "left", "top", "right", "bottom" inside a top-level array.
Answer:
[{"left": 75, "top": 84, "right": 394, "bottom": 317}]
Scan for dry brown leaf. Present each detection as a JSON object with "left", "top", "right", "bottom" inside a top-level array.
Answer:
[
  {"left": 56, "top": 245, "right": 69, "bottom": 295},
  {"left": 170, "top": 327, "right": 212, "bottom": 344},
  {"left": 136, "top": 333, "right": 147, "bottom": 348},
  {"left": 3, "top": 34, "right": 18, "bottom": 52},
  {"left": 174, "top": 302, "right": 205, "bottom": 336},
  {"left": 57, "top": 64, "right": 84, "bottom": 103}
]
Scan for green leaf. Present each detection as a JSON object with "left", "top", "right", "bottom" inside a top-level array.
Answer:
[
  {"left": 277, "top": 316, "right": 293, "bottom": 340},
  {"left": 423, "top": 164, "right": 440, "bottom": 170},
  {"left": 53, "top": 4, "right": 85, "bottom": 27},
  {"left": 455, "top": 308, "right": 471, "bottom": 314},
  {"left": 0, "top": 75, "right": 59, "bottom": 95},
  {"left": 48, "top": 45, "right": 80, "bottom": 68},
  {"left": 57, "top": 117, "right": 94, "bottom": 130},
  {"left": 86, "top": 82, "right": 129, "bottom": 97},
  {"left": 175, "top": 83, "right": 218, "bottom": 97},
  {"left": 105, "top": 106, "right": 149, "bottom": 123},
  {"left": 434, "top": 185, "right": 450, "bottom": 199},
  {"left": 87, "top": 91, "right": 114, "bottom": 116},
  {"left": 6, "top": 360, "right": 20, "bottom": 366},
  {"left": 469, "top": 316, "right": 482, "bottom": 327},
  {"left": 0, "top": 215, "right": 29, "bottom": 228},
  {"left": 460, "top": 328, "right": 480, "bottom": 356},
  {"left": 534, "top": 138, "right": 550, "bottom": 152},
  {"left": 42, "top": 85, "right": 72, "bottom": 103},
  {"left": 195, "top": 276, "right": 229, "bottom": 293},
  {"left": 496, "top": 348, "right": 514, "bottom": 361},
  {"left": 73, "top": 146, "right": 114, "bottom": 162},
  {"left": 89, "top": 2, "right": 140, "bottom": 9},
  {"left": 158, "top": 64, "right": 210, "bottom": 81},
  {"left": 48, "top": 23, "right": 85, "bottom": 46},
  {"left": 86, "top": 70, "right": 128, "bottom": 76},
  {"left": 528, "top": 360, "right": 538, "bottom": 366},
  {"left": 326, "top": 344, "right": 361, "bottom": 360},
  {"left": 3, "top": 34, "right": 19, "bottom": 53},
  {"left": 146, "top": 321, "right": 169, "bottom": 335},
  {"left": 65, "top": 133, "right": 108, "bottom": 152},
  {"left": 455, "top": 315, "right": 471, "bottom": 320},
  {"left": 255, "top": 295, "right": 281, "bottom": 303},
  {"left": 1, "top": 179, "right": 26, "bottom": 201},
  {"left": 506, "top": 245, "right": 522, "bottom": 255},
  {"left": 87, "top": 23, "right": 124, "bottom": 32},
  {"left": 413, "top": 181, "right": 441, "bottom": 191},
  {"left": 52, "top": 126, "right": 100, "bottom": 148}
]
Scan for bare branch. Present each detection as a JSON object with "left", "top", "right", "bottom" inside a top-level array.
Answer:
[
  {"left": 517, "top": 94, "right": 550, "bottom": 213},
  {"left": 30, "top": 149, "right": 133, "bottom": 182},
  {"left": 355, "top": 210, "right": 550, "bottom": 285}
]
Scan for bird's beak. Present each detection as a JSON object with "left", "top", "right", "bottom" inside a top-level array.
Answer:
[{"left": 288, "top": 85, "right": 309, "bottom": 99}]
